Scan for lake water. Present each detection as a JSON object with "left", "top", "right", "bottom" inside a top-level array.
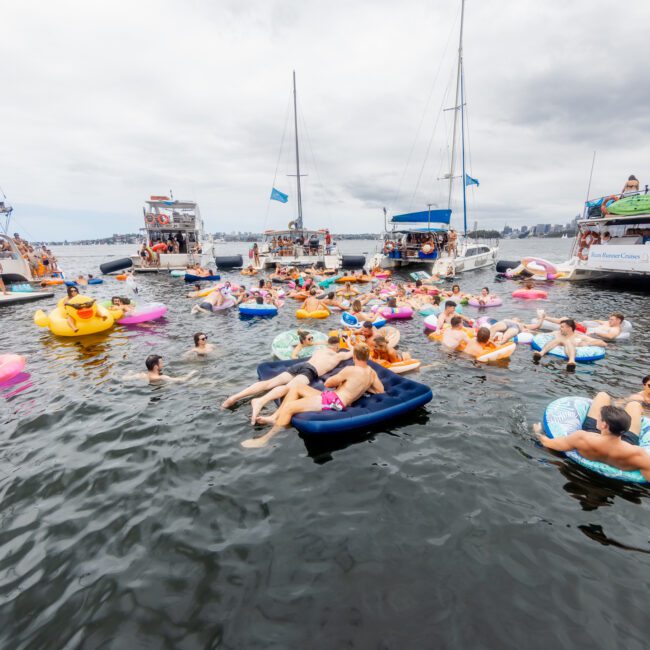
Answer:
[{"left": 1, "top": 238, "right": 649, "bottom": 649}]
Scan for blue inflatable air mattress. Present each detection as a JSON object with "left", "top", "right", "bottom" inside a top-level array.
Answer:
[
  {"left": 184, "top": 273, "right": 221, "bottom": 282},
  {"left": 256, "top": 358, "right": 433, "bottom": 435}
]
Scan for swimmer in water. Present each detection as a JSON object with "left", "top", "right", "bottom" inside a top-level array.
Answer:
[
  {"left": 124, "top": 355, "right": 198, "bottom": 384},
  {"left": 184, "top": 332, "right": 215, "bottom": 358},
  {"left": 440, "top": 316, "right": 471, "bottom": 350},
  {"left": 622, "top": 375, "right": 650, "bottom": 411}
]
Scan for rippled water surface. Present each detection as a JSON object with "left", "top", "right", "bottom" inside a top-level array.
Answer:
[{"left": 1, "top": 239, "right": 649, "bottom": 649}]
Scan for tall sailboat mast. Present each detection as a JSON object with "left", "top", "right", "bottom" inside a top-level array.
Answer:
[
  {"left": 292, "top": 70, "right": 304, "bottom": 231},
  {"left": 446, "top": 0, "right": 466, "bottom": 234}
]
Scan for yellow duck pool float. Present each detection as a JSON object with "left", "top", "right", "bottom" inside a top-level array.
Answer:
[{"left": 34, "top": 295, "right": 121, "bottom": 336}]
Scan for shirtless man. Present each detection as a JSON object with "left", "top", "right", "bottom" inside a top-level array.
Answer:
[
  {"left": 447, "top": 229, "right": 458, "bottom": 256},
  {"left": 243, "top": 343, "right": 384, "bottom": 448},
  {"left": 109, "top": 296, "right": 135, "bottom": 314},
  {"left": 184, "top": 332, "right": 215, "bottom": 358},
  {"left": 300, "top": 288, "right": 329, "bottom": 314},
  {"left": 464, "top": 327, "right": 491, "bottom": 358},
  {"left": 373, "top": 335, "right": 411, "bottom": 362},
  {"left": 441, "top": 316, "right": 471, "bottom": 350},
  {"left": 586, "top": 312, "right": 626, "bottom": 341},
  {"left": 357, "top": 321, "right": 380, "bottom": 348},
  {"left": 192, "top": 289, "right": 225, "bottom": 314},
  {"left": 124, "top": 355, "right": 198, "bottom": 384},
  {"left": 623, "top": 375, "right": 650, "bottom": 410},
  {"left": 320, "top": 292, "right": 350, "bottom": 311},
  {"left": 222, "top": 337, "right": 352, "bottom": 424},
  {"left": 534, "top": 393, "right": 650, "bottom": 479},
  {"left": 436, "top": 300, "right": 473, "bottom": 331},
  {"left": 532, "top": 318, "right": 606, "bottom": 371}
]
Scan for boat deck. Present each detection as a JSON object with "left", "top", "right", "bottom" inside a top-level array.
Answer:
[{"left": 0, "top": 290, "right": 55, "bottom": 306}]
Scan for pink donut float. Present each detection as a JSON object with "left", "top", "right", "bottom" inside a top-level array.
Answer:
[
  {"left": 379, "top": 306, "right": 414, "bottom": 320},
  {"left": 423, "top": 314, "right": 438, "bottom": 331},
  {"left": 512, "top": 289, "right": 548, "bottom": 300},
  {"left": 118, "top": 303, "right": 168, "bottom": 325},
  {"left": 0, "top": 354, "right": 26, "bottom": 385},
  {"left": 467, "top": 297, "right": 502, "bottom": 308}
]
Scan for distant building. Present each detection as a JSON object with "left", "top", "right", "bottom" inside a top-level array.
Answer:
[{"left": 502, "top": 224, "right": 512, "bottom": 235}]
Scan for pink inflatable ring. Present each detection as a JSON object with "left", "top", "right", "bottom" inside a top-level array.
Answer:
[
  {"left": 118, "top": 303, "right": 168, "bottom": 325},
  {"left": 512, "top": 289, "right": 548, "bottom": 300},
  {"left": 379, "top": 306, "right": 414, "bottom": 320},
  {"left": 0, "top": 354, "right": 26, "bottom": 384}
]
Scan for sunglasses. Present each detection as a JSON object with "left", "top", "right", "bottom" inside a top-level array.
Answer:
[
  {"left": 69, "top": 300, "right": 95, "bottom": 310},
  {"left": 199, "top": 336, "right": 208, "bottom": 341},
  {"left": 306, "top": 337, "right": 314, "bottom": 342}
]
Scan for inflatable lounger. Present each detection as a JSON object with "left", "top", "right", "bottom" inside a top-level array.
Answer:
[{"left": 256, "top": 358, "right": 433, "bottom": 435}]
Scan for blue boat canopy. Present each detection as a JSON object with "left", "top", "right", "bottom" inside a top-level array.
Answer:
[{"left": 391, "top": 209, "right": 452, "bottom": 224}]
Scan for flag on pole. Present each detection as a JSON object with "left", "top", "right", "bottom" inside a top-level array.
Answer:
[
  {"left": 270, "top": 187, "right": 289, "bottom": 203},
  {"left": 465, "top": 174, "right": 480, "bottom": 187}
]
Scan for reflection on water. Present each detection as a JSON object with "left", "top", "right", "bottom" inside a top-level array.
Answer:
[{"left": 1, "top": 239, "right": 650, "bottom": 649}]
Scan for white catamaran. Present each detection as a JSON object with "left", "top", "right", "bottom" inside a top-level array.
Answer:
[
  {"left": 371, "top": 0, "right": 498, "bottom": 276},
  {"left": 254, "top": 72, "right": 363, "bottom": 271}
]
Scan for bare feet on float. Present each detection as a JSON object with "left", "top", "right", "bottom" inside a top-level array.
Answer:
[
  {"left": 566, "top": 362, "right": 576, "bottom": 372},
  {"left": 222, "top": 396, "right": 237, "bottom": 409},
  {"left": 255, "top": 414, "right": 276, "bottom": 426}
]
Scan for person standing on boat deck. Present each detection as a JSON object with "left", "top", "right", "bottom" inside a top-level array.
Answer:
[
  {"left": 621, "top": 175, "right": 640, "bottom": 196},
  {"left": 447, "top": 229, "right": 458, "bottom": 256},
  {"left": 252, "top": 243, "right": 260, "bottom": 267},
  {"left": 0, "top": 262, "right": 7, "bottom": 295}
]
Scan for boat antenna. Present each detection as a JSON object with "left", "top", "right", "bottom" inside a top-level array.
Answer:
[
  {"left": 0, "top": 185, "right": 14, "bottom": 235},
  {"left": 459, "top": 24, "right": 468, "bottom": 239},
  {"left": 446, "top": 0, "right": 465, "bottom": 215},
  {"left": 292, "top": 70, "right": 304, "bottom": 231},
  {"left": 584, "top": 150, "right": 596, "bottom": 205}
]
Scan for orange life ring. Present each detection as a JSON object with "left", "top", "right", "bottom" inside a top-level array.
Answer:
[
  {"left": 383, "top": 241, "right": 395, "bottom": 254},
  {"left": 601, "top": 195, "right": 618, "bottom": 216},
  {"left": 157, "top": 214, "right": 170, "bottom": 226},
  {"left": 145, "top": 213, "right": 155, "bottom": 225},
  {"left": 152, "top": 243, "right": 167, "bottom": 253}
]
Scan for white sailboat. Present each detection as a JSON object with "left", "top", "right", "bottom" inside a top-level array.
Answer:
[{"left": 371, "top": 0, "right": 498, "bottom": 276}]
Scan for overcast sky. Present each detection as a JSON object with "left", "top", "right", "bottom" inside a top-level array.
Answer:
[{"left": 1, "top": 0, "right": 649, "bottom": 240}]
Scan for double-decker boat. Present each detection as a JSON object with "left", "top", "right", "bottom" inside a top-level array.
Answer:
[{"left": 130, "top": 196, "right": 216, "bottom": 272}]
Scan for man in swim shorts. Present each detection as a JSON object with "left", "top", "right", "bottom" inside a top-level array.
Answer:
[
  {"left": 532, "top": 318, "right": 606, "bottom": 371},
  {"left": 242, "top": 343, "right": 384, "bottom": 448},
  {"left": 192, "top": 289, "right": 225, "bottom": 314},
  {"left": 534, "top": 393, "right": 649, "bottom": 478},
  {"left": 221, "top": 337, "right": 352, "bottom": 424}
]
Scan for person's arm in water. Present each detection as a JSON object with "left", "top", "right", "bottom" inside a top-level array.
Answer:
[
  {"left": 533, "top": 423, "right": 586, "bottom": 451},
  {"left": 161, "top": 370, "right": 198, "bottom": 383}
]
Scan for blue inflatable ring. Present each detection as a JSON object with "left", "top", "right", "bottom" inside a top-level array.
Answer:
[
  {"left": 239, "top": 302, "right": 278, "bottom": 317},
  {"left": 531, "top": 333, "right": 605, "bottom": 363},
  {"left": 256, "top": 359, "right": 433, "bottom": 435},
  {"left": 340, "top": 312, "right": 387, "bottom": 330},
  {"left": 543, "top": 396, "right": 650, "bottom": 483}
]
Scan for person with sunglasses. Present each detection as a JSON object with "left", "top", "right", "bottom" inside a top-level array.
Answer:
[
  {"left": 222, "top": 335, "right": 352, "bottom": 424},
  {"left": 184, "top": 332, "right": 215, "bottom": 358},
  {"left": 109, "top": 296, "right": 135, "bottom": 314}
]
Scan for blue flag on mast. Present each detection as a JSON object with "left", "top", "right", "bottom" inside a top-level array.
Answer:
[
  {"left": 270, "top": 187, "right": 289, "bottom": 203},
  {"left": 465, "top": 174, "right": 480, "bottom": 187}
]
